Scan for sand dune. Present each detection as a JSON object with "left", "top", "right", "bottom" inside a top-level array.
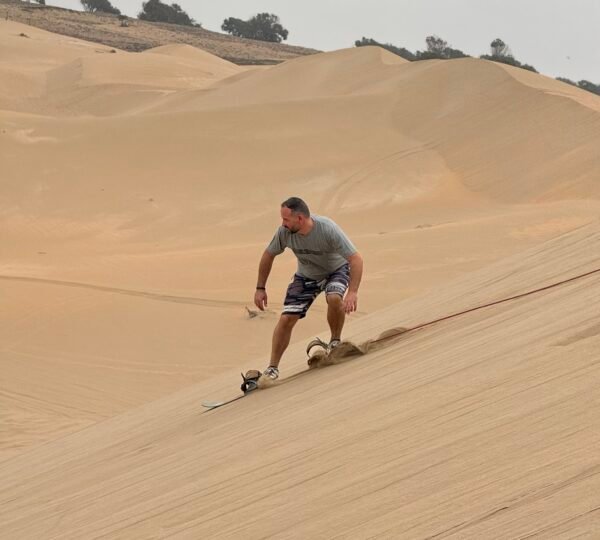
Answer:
[
  {"left": 0, "top": 20, "right": 115, "bottom": 111},
  {"left": 43, "top": 49, "right": 244, "bottom": 116},
  {"left": 143, "top": 52, "right": 600, "bottom": 204},
  {"left": 147, "top": 45, "right": 411, "bottom": 111},
  {"left": 46, "top": 52, "right": 239, "bottom": 92},
  {"left": 495, "top": 60, "right": 600, "bottom": 111},
  {"left": 2, "top": 19, "right": 600, "bottom": 537},
  {"left": 0, "top": 20, "right": 245, "bottom": 115},
  {"left": 144, "top": 43, "right": 240, "bottom": 70}
]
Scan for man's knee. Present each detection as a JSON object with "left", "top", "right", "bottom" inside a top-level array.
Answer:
[
  {"left": 326, "top": 293, "right": 343, "bottom": 307},
  {"left": 280, "top": 314, "right": 300, "bottom": 328}
]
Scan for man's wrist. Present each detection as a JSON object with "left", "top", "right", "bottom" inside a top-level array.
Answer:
[{"left": 256, "top": 286, "right": 266, "bottom": 290}]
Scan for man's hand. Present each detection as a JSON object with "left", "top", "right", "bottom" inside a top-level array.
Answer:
[
  {"left": 254, "top": 289, "right": 268, "bottom": 311},
  {"left": 343, "top": 291, "right": 358, "bottom": 314}
]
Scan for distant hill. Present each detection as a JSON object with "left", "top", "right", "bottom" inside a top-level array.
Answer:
[{"left": 0, "top": 0, "right": 319, "bottom": 64}]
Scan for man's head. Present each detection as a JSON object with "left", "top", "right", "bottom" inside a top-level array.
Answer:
[{"left": 280, "top": 197, "right": 310, "bottom": 234}]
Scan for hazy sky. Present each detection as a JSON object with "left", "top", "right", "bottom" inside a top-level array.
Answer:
[{"left": 47, "top": 0, "right": 600, "bottom": 82}]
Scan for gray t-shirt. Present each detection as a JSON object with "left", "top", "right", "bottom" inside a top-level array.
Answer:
[{"left": 267, "top": 215, "right": 357, "bottom": 280}]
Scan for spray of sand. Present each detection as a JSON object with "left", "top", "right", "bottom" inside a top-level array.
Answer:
[{"left": 307, "top": 327, "right": 410, "bottom": 368}]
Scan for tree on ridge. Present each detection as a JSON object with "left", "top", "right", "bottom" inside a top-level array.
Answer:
[
  {"left": 80, "top": 0, "right": 121, "bottom": 15},
  {"left": 480, "top": 38, "right": 537, "bottom": 72},
  {"left": 490, "top": 38, "right": 511, "bottom": 58},
  {"left": 417, "top": 35, "right": 468, "bottom": 59},
  {"left": 138, "top": 0, "right": 198, "bottom": 27},
  {"left": 222, "top": 13, "right": 288, "bottom": 43},
  {"left": 355, "top": 37, "right": 416, "bottom": 61}
]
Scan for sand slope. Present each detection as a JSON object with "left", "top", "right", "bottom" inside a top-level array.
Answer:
[
  {"left": 1, "top": 218, "right": 599, "bottom": 539},
  {"left": 0, "top": 20, "right": 116, "bottom": 110}
]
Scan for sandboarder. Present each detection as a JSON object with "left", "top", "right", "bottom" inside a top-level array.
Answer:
[{"left": 253, "top": 197, "right": 364, "bottom": 381}]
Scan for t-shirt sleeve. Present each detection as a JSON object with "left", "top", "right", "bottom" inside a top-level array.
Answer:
[
  {"left": 327, "top": 222, "right": 357, "bottom": 259},
  {"left": 266, "top": 227, "right": 287, "bottom": 255}
]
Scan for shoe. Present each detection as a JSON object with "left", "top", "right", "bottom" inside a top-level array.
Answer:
[
  {"left": 327, "top": 339, "right": 341, "bottom": 354},
  {"left": 263, "top": 366, "right": 280, "bottom": 380},
  {"left": 306, "top": 337, "right": 328, "bottom": 357},
  {"left": 240, "top": 369, "right": 262, "bottom": 393}
]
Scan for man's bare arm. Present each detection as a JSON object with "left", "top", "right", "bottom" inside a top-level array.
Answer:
[
  {"left": 343, "top": 252, "right": 363, "bottom": 313},
  {"left": 254, "top": 250, "right": 276, "bottom": 311},
  {"left": 257, "top": 249, "right": 276, "bottom": 288},
  {"left": 347, "top": 252, "right": 363, "bottom": 293}
]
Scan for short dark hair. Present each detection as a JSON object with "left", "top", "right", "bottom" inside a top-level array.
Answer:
[{"left": 281, "top": 197, "right": 310, "bottom": 217}]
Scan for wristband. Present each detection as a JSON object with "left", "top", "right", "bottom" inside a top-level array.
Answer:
[{"left": 256, "top": 287, "right": 266, "bottom": 290}]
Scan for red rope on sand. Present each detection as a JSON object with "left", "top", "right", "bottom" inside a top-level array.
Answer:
[{"left": 369, "top": 267, "right": 600, "bottom": 345}]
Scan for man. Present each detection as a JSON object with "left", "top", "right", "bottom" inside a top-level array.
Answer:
[{"left": 254, "top": 197, "right": 364, "bottom": 380}]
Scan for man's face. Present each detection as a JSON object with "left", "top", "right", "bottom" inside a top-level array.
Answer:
[{"left": 281, "top": 207, "right": 303, "bottom": 234}]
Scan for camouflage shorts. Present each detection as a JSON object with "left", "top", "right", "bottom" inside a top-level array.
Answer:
[{"left": 282, "top": 263, "right": 350, "bottom": 319}]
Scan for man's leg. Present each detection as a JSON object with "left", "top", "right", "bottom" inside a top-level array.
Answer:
[
  {"left": 326, "top": 293, "right": 345, "bottom": 341},
  {"left": 269, "top": 314, "right": 300, "bottom": 368},
  {"left": 324, "top": 264, "right": 351, "bottom": 343},
  {"left": 270, "top": 273, "right": 320, "bottom": 370}
]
